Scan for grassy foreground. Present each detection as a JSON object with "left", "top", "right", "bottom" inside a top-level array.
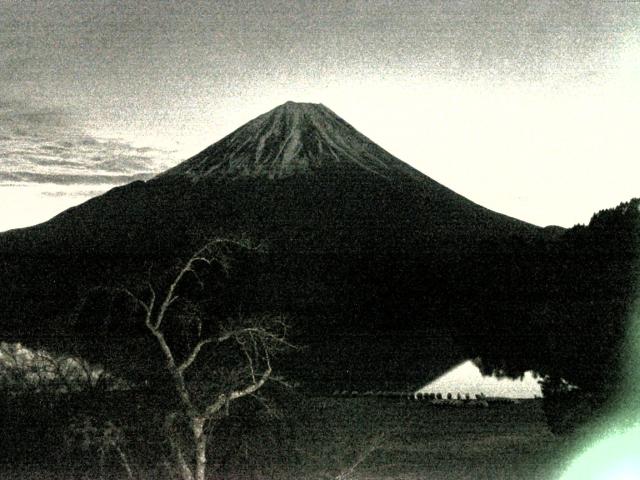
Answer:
[
  {"left": 2, "top": 397, "right": 576, "bottom": 480},
  {"left": 289, "top": 397, "right": 571, "bottom": 480}
]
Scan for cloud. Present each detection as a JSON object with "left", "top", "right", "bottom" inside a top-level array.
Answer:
[
  {"left": 0, "top": 100, "right": 184, "bottom": 231},
  {"left": 0, "top": 101, "right": 178, "bottom": 187},
  {"left": 0, "top": 171, "right": 151, "bottom": 185},
  {"left": 41, "top": 189, "right": 106, "bottom": 198}
]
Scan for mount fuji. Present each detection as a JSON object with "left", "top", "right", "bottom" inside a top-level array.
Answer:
[{"left": 0, "top": 101, "right": 548, "bottom": 390}]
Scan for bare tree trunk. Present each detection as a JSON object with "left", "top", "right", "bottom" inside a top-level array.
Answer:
[
  {"left": 165, "top": 414, "right": 195, "bottom": 480},
  {"left": 193, "top": 416, "right": 207, "bottom": 480},
  {"left": 173, "top": 445, "right": 194, "bottom": 480},
  {"left": 114, "top": 444, "right": 134, "bottom": 480}
]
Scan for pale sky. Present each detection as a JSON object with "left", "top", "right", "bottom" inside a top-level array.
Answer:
[{"left": 1, "top": 1, "right": 639, "bottom": 231}]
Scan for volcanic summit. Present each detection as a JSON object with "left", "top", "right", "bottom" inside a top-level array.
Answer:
[{"left": 158, "top": 101, "right": 423, "bottom": 181}]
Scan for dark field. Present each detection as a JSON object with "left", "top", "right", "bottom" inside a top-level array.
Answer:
[
  {"left": 290, "top": 397, "right": 571, "bottom": 480},
  {"left": 2, "top": 397, "right": 577, "bottom": 480}
]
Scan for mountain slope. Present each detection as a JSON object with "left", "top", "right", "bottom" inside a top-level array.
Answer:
[
  {"left": 0, "top": 101, "right": 547, "bottom": 390},
  {"left": 158, "top": 101, "right": 425, "bottom": 181}
]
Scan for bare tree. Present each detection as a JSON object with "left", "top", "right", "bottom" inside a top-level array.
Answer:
[{"left": 119, "top": 238, "right": 292, "bottom": 480}]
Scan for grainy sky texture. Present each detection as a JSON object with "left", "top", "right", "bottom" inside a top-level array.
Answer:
[{"left": 1, "top": 0, "right": 639, "bottom": 230}]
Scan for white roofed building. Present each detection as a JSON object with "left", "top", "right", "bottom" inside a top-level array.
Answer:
[{"left": 415, "top": 359, "right": 542, "bottom": 399}]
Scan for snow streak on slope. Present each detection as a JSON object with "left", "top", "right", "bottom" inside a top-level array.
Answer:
[{"left": 158, "top": 101, "right": 424, "bottom": 181}]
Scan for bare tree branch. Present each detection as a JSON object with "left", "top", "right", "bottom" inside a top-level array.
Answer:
[
  {"left": 155, "top": 238, "right": 251, "bottom": 331},
  {"left": 121, "top": 287, "right": 153, "bottom": 321},
  {"left": 239, "top": 336, "right": 257, "bottom": 383},
  {"left": 203, "top": 364, "right": 273, "bottom": 420},
  {"left": 334, "top": 433, "right": 386, "bottom": 480},
  {"left": 177, "top": 338, "right": 215, "bottom": 374},
  {"left": 217, "top": 323, "right": 296, "bottom": 351}
]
